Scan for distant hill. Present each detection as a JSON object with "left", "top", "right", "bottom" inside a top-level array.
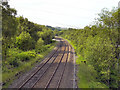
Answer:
[{"left": 46, "top": 25, "right": 68, "bottom": 31}]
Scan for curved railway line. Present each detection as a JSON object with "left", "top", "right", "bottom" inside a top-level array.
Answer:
[{"left": 10, "top": 37, "right": 76, "bottom": 89}]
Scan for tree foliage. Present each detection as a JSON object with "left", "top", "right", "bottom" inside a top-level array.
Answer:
[
  {"left": 2, "top": 2, "right": 54, "bottom": 65},
  {"left": 15, "top": 31, "right": 35, "bottom": 51},
  {"left": 60, "top": 7, "right": 119, "bottom": 88}
]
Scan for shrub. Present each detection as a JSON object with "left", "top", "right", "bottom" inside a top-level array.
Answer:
[
  {"left": 15, "top": 31, "right": 35, "bottom": 51},
  {"left": 35, "top": 38, "right": 44, "bottom": 49},
  {"left": 9, "top": 57, "right": 21, "bottom": 67},
  {"left": 8, "top": 50, "right": 36, "bottom": 67},
  {"left": 35, "top": 38, "right": 46, "bottom": 53},
  {"left": 36, "top": 46, "right": 47, "bottom": 54},
  {"left": 16, "top": 51, "right": 36, "bottom": 61}
]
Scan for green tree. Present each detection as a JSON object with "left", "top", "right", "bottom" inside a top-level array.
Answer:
[
  {"left": 37, "top": 29, "right": 53, "bottom": 44},
  {"left": 2, "top": 2, "right": 18, "bottom": 60},
  {"left": 35, "top": 38, "right": 44, "bottom": 53},
  {"left": 15, "top": 31, "right": 35, "bottom": 51}
]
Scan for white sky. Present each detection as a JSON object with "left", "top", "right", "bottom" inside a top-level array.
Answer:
[{"left": 9, "top": 0, "right": 119, "bottom": 29}]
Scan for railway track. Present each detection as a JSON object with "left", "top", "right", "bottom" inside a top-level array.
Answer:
[
  {"left": 33, "top": 41, "right": 69, "bottom": 88},
  {"left": 11, "top": 38, "right": 75, "bottom": 89}
]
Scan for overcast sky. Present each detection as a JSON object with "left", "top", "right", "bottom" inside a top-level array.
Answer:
[{"left": 9, "top": 0, "right": 119, "bottom": 29}]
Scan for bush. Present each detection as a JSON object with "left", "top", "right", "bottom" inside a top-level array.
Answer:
[
  {"left": 77, "top": 63, "right": 108, "bottom": 88},
  {"left": 9, "top": 58, "right": 21, "bottom": 67},
  {"left": 15, "top": 31, "right": 35, "bottom": 51},
  {"left": 8, "top": 50, "right": 36, "bottom": 67},
  {"left": 35, "top": 38, "right": 48, "bottom": 53},
  {"left": 16, "top": 51, "right": 36, "bottom": 61},
  {"left": 35, "top": 38, "right": 44, "bottom": 49},
  {"left": 36, "top": 46, "right": 47, "bottom": 54}
]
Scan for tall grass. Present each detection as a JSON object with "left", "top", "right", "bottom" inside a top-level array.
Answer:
[{"left": 76, "top": 56, "right": 108, "bottom": 88}]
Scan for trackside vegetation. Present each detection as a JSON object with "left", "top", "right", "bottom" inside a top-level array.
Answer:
[
  {"left": 59, "top": 7, "right": 120, "bottom": 88},
  {"left": 1, "top": 1, "right": 120, "bottom": 89},
  {"left": 1, "top": 2, "right": 56, "bottom": 87}
]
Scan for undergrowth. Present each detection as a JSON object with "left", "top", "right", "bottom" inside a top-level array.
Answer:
[
  {"left": 2, "top": 41, "right": 57, "bottom": 88},
  {"left": 61, "top": 37, "right": 108, "bottom": 88},
  {"left": 76, "top": 56, "right": 108, "bottom": 88}
]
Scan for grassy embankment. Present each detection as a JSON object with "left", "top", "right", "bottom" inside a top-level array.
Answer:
[
  {"left": 61, "top": 37, "right": 108, "bottom": 88},
  {"left": 2, "top": 40, "right": 58, "bottom": 88}
]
